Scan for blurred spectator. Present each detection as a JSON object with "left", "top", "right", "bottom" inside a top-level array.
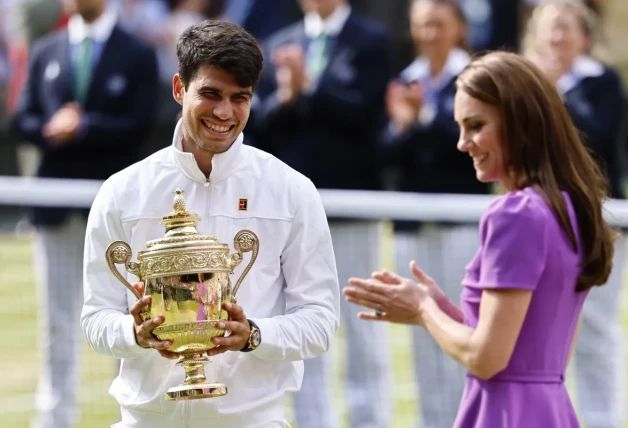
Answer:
[
  {"left": 9, "top": 0, "right": 65, "bottom": 46},
  {"left": 11, "top": 0, "right": 158, "bottom": 426},
  {"left": 585, "top": 0, "right": 607, "bottom": 15},
  {"left": 459, "top": 0, "right": 519, "bottom": 51},
  {"left": 524, "top": 0, "right": 607, "bottom": 14},
  {"left": 348, "top": 0, "right": 415, "bottom": 74},
  {"left": 221, "top": 0, "right": 303, "bottom": 42},
  {"left": 168, "top": 0, "right": 207, "bottom": 53},
  {"left": 521, "top": 0, "right": 607, "bottom": 25},
  {"left": 6, "top": 0, "right": 68, "bottom": 115},
  {"left": 0, "top": 0, "right": 13, "bottom": 129},
  {"left": 524, "top": 2, "right": 626, "bottom": 428},
  {"left": 0, "top": 0, "right": 17, "bottom": 198},
  {"left": 1, "top": 0, "right": 67, "bottom": 224},
  {"left": 253, "top": 0, "right": 393, "bottom": 427},
  {"left": 379, "top": 1, "right": 490, "bottom": 426},
  {"left": 114, "top": 0, "right": 211, "bottom": 158}
]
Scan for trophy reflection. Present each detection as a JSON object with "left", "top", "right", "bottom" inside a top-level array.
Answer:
[{"left": 105, "top": 189, "right": 259, "bottom": 400}]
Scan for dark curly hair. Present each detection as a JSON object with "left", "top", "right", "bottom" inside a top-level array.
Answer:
[{"left": 176, "top": 20, "right": 264, "bottom": 90}]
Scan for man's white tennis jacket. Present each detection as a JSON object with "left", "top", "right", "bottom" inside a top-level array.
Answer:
[{"left": 81, "top": 120, "right": 340, "bottom": 427}]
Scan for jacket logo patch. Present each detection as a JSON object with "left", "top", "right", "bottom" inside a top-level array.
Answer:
[{"left": 238, "top": 198, "right": 248, "bottom": 211}]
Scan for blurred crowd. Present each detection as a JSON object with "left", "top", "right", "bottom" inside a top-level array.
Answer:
[{"left": 0, "top": 1, "right": 625, "bottom": 428}]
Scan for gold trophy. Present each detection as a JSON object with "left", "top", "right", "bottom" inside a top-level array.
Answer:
[{"left": 105, "top": 189, "right": 259, "bottom": 401}]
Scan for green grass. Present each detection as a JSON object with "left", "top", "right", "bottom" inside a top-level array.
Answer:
[
  {"left": 0, "top": 234, "right": 120, "bottom": 428},
  {"left": 0, "top": 231, "right": 421, "bottom": 428},
  {"left": 1, "top": 229, "right": 627, "bottom": 428}
]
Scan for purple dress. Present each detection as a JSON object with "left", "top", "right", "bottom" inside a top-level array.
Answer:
[{"left": 454, "top": 187, "right": 586, "bottom": 428}]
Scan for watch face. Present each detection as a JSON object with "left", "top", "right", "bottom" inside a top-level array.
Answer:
[{"left": 251, "top": 329, "right": 261, "bottom": 347}]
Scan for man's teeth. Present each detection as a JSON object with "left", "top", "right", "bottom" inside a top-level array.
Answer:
[
  {"left": 202, "top": 120, "right": 230, "bottom": 133},
  {"left": 472, "top": 154, "right": 488, "bottom": 163}
]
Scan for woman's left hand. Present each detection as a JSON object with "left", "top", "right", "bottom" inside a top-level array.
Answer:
[{"left": 342, "top": 272, "right": 430, "bottom": 326}]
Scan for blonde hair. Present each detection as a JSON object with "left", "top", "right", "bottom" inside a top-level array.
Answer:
[{"left": 522, "top": 0, "right": 610, "bottom": 64}]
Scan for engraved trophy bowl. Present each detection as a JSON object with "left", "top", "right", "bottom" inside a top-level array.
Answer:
[{"left": 105, "top": 189, "right": 259, "bottom": 401}]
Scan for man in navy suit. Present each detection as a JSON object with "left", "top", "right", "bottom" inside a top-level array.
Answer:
[
  {"left": 12, "top": 0, "right": 158, "bottom": 426},
  {"left": 253, "top": 1, "right": 393, "bottom": 427}
]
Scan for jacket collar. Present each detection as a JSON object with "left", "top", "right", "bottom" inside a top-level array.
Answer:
[
  {"left": 68, "top": 8, "right": 117, "bottom": 44},
  {"left": 557, "top": 55, "right": 605, "bottom": 95},
  {"left": 170, "top": 119, "right": 245, "bottom": 184},
  {"left": 304, "top": 3, "right": 351, "bottom": 38},
  {"left": 400, "top": 48, "right": 470, "bottom": 86}
]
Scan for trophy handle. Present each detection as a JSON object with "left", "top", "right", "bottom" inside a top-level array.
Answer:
[
  {"left": 105, "top": 241, "right": 142, "bottom": 300},
  {"left": 231, "top": 230, "right": 259, "bottom": 297}
]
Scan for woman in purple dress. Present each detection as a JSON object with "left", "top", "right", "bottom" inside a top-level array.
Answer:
[{"left": 343, "top": 51, "right": 616, "bottom": 427}]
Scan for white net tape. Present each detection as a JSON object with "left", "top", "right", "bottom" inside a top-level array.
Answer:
[{"left": 2, "top": 175, "right": 628, "bottom": 225}]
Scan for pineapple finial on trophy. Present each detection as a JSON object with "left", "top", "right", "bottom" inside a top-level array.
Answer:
[
  {"left": 173, "top": 189, "right": 186, "bottom": 213},
  {"left": 161, "top": 189, "right": 200, "bottom": 236}
]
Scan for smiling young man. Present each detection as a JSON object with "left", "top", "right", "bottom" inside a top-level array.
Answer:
[{"left": 81, "top": 20, "right": 340, "bottom": 428}]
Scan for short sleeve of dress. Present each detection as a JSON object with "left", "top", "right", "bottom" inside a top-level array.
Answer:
[{"left": 477, "top": 192, "right": 549, "bottom": 291}]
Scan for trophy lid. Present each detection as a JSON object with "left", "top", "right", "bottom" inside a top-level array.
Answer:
[{"left": 144, "top": 189, "right": 222, "bottom": 251}]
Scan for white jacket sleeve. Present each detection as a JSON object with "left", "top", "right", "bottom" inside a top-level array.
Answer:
[
  {"left": 80, "top": 179, "right": 150, "bottom": 360},
  {"left": 250, "top": 186, "right": 340, "bottom": 362}
]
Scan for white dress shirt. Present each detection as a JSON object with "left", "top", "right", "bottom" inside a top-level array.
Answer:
[
  {"left": 303, "top": 3, "right": 351, "bottom": 38},
  {"left": 68, "top": 7, "right": 117, "bottom": 45},
  {"left": 67, "top": 8, "right": 117, "bottom": 68},
  {"left": 81, "top": 120, "right": 340, "bottom": 427}
]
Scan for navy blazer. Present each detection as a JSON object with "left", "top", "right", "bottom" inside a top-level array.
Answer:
[
  {"left": 252, "top": 13, "right": 393, "bottom": 191},
  {"left": 13, "top": 25, "right": 159, "bottom": 226},
  {"left": 562, "top": 67, "right": 626, "bottom": 199},
  {"left": 381, "top": 77, "right": 489, "bottom": 196}
]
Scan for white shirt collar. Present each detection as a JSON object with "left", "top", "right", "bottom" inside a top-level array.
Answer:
[
  {"left": 170, "top": 119, "right": 245, "bottom": 184},
  {"left": 400, "top": 48, "right": 471, "bottom": 85},
  {"left": 304, "top": 3, "right": 351, "bottom": 38},
  {"left": 557, "top": 55, "right": 605, "bottom": 95},
  {"left": 68, "top": 9, "right": 117, "bottom": 44}
]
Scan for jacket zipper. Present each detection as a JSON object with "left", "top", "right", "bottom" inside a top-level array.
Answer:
[
  {"left": 200, "top": 179, "right": 210, "bottom": 234},
  {"left": 183, "top": 400, "right": 191, "bottom": 427},
  {"left": 182, "top": 180, "right": 210, "bottom": 427}
]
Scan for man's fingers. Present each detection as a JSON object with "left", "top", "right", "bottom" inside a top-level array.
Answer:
[
  {"left": 207, "top": 346, "right": 230, "bottom": 357},
  {"left": 130, "top": 296, "right": 151, "bottom": 325},
  {"left": 212, "top": 335, "right": 244, "bottom": 349},
  {"left": 136, "top": 316, "right": 172, "bottom": 350},
  {"left": 132, "top": 281, "right": 144, "bottom": 296},
  {"left": 142, "top": 335, "right": 172, "bottom": 350},
  {"left": 158, "top": 349, "right": 180, "bottom": 360},
  {"left": 223, "top": 302, "right": 245, "bottom": 321},
  {"left": 139, "top": 315, "right": 165, "bottom": 334},
  {"left": 217, "top": 320, "right": 249, "bottom": 334},
  {"left": 131, "top": 296, "right": 151, "bottom": 313}
]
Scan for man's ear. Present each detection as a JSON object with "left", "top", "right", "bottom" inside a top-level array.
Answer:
[{"left": 173, "top": 74, "right": 184, "bottom": 106}]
